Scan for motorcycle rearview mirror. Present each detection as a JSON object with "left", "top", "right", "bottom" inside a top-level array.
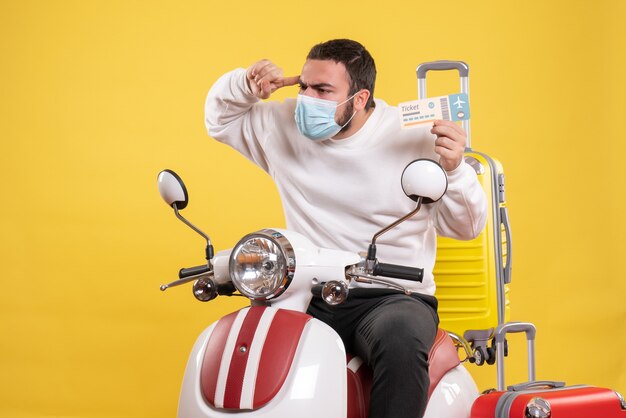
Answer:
[
  {"left": 401, "top": 159, "right": 448, "bottom": 203},
  {"left": 158, "top": 169, "right": 189, "bottom": 209},
  {"left": 157, "top": 170, "right": 214, "bottom": 289},
  {"left": 366, "top": 159, "right": 448, "bottom": 268}
]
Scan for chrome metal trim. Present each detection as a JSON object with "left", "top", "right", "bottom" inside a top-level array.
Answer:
[
  {"left": 321, "top": 280, "right": 349, "bottom": 305},
  {"left": 173, "top": 203, "right": 213, "bottom": 268},
  {"left": 174, "top": 204, "right": 210, "bottom": 243},
  {"left": 615, "top": 391, "right": 626, "bottom": 410},
  {"left": 371, "top": 198, "right": 422, "bottom": 246},
  {"left": 446, "top": 331, "right": 474, "bottom": 363},
  {"left": 192, "top": 278, "right": 218, "bottom": 302},
  {"left": 160, "top": 271, "right": 213, "bottom": 291},
  {"left": 525, "top": 397, "right": 551, "bottom": 418},
  {"left": 347, "top": 267, "right": 412, "bottom": 295},
  {"left": 229, "top": 229, "right": 296, "bottom": 301}
]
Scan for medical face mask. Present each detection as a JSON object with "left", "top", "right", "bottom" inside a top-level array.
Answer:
[{"left": 294, "top": 93, "right": 358, "bottom": 141}]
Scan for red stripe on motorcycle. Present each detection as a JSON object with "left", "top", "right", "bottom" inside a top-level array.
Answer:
[
  {"left": 200, "top": 310, "right": 239, "bottom": 406},
  {"left": 222, "top": 307, "right": 267, "bottom": 409},
  {"left": 252, "top": 309, "right": 312, "bottom": 408}
]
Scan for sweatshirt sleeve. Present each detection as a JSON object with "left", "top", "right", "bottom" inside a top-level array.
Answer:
[
  {"left": 204, "top": 68, "right": 273, "bottom": 172},
  {"left": 433, "top": 161, "right": 488, "bottom": 240}
]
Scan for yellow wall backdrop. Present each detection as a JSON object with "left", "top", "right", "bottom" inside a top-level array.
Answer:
[{"left": 1, "top": 0, "right": 624, "bottom": 416}]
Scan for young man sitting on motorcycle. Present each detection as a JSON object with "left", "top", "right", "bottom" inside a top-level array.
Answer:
[{"left": 205, "top": 38, "right": 487, "bottom": 418}]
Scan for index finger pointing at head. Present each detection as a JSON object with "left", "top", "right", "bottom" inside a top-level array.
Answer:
[{"left": 275, "top": 75, "right": 300, "bottom": 88}]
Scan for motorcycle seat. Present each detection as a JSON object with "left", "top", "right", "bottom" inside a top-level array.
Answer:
[{"left": 346, "top": 328, "right": 460, "bottom": 418}]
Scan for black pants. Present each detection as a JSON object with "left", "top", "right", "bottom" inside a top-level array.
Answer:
[{"left": 307, "top": 288, "right": 439, "bottom": 418}]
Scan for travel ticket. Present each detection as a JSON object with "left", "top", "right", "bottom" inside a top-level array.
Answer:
[{"left": 399, "top": 93, "right": 470, "bottom": 128}]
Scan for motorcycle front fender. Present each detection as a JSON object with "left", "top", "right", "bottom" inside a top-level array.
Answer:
[{"left": 177, "top": 307, "right": 347, "bottom": 418}]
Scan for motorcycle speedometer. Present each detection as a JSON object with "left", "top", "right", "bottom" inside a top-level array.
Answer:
[{"left": 229, "top": 229, "right": 295, "bottom": 300}]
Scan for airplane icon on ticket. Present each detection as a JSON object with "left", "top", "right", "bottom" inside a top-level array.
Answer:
[{"left": 453, "top": 96, "right": 466, "bottom": 109}]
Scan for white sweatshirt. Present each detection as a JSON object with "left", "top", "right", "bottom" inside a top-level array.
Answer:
[{"left": 205, "top": 68, "right": 487, "bottom": 295}]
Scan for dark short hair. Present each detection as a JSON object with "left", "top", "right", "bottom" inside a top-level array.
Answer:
[{"left": 307, "top": 39, "right": 376, "bottom": 110}]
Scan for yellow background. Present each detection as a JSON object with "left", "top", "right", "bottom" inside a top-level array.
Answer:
[{"left": 1, "top": 0, "right": 625, "bottom": 416}]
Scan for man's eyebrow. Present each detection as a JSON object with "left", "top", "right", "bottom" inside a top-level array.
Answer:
[{"left": 298, "top": 80, "right": 335, "bottom": 90}]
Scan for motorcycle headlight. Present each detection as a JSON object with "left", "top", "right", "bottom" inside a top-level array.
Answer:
[{"left": 229, "top": 229, "right": 295, "bottom": 300}]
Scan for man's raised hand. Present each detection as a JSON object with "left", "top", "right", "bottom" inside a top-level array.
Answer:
[{"left": 246, "top": 60, "right": 299, "bottom": 100}]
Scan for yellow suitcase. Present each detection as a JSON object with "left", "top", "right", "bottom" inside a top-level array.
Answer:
[{"left": 416, "top": 62, "right": 512, "bottom": 338}]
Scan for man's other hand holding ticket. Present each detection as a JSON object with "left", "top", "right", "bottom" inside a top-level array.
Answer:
[{"left": 431, "top": 120, "right": 466, "bottom": 172}]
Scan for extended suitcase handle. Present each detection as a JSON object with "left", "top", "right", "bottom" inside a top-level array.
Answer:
[
  {"left": 416, "top": 60, "right": 469, "bottom": 78},
  {"left": 495, "top": 322, "right": 537, "bottom": 391},
  {"left": 416, "top": 60, "right": 472, "bottom": 147}
]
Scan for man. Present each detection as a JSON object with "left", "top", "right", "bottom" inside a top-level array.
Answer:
[{"left": 205, "top": 39, "right": 487, "bottom": 418}]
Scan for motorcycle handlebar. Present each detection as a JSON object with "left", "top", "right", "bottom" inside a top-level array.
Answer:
[
  {"left": 373, "top": 262, "right": 424, "bottom": 282},
  {"left": 179, "top": 265, "right": 211, "bottom": 279}
]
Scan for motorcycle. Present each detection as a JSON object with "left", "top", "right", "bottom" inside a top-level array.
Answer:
[{"left": 156, "top": 159, "right": 486, "bottom": 418}]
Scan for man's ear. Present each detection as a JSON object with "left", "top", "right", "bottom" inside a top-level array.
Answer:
[{"left": 354, "top": 89, "right": 371, "bottom": 111}]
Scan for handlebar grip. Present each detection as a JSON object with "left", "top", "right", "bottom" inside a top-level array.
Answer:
[
  {"left": 373, "top": 263, "right": 424, "bottom": 282},
  {"left": 179, "top": 265, "right": 210, "bottom": 279}
]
